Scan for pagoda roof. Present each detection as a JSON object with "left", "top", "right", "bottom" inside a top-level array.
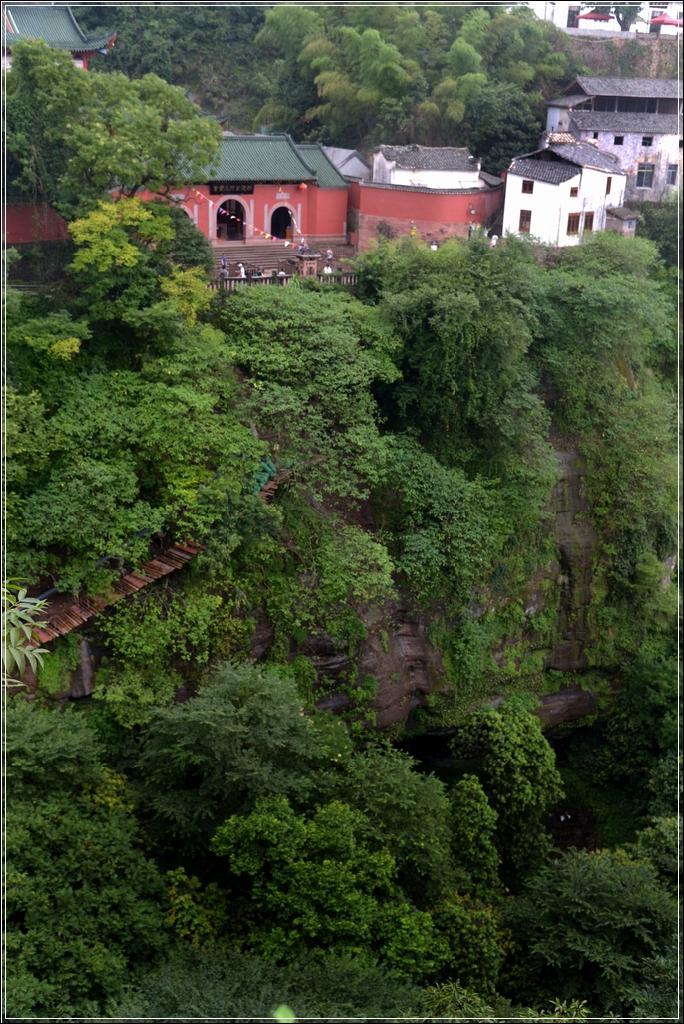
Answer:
[
  {"left": 206, "top": 134, "right": 335, "bottom": 186},
  {"left": 295, "top": 144, "right": 347, "bottom": 188},
  {"left": 3, "top": 3, "right": 115, "bottom": 52},
  {"left": 208, "top": 134, "right": 316, "bottom": 183}
]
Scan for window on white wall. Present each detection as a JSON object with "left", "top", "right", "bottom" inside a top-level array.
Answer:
[
  {"left": 614, "top": 136, "right": 624, "bottom": 146},
  {"left": 519, "top": 210, "right": 531, "bottom": 233},
  {"left": 666, "top": 164, "right": 678, "bottom": 185},
  {"left": 522, "top": 180, "right": 534, "bottom": 194},
  {"left": 641, "top": 136, "right": 653, "bottom": 147},
  {"left": 636, "top": 163, "right": 655, "bottom": 187},
  {"left": 567, "top": 213, "right": 580, "bottom": 234}
]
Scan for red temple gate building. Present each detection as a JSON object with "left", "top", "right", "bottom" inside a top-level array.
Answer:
[{"left": 137, "top": 134, "right": 349, "bottom": 250}]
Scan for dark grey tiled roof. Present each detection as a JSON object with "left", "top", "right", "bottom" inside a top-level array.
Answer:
[
  {"left": 605, "top": 206, "right": 639, "bottom": 221},
  {"left": 570, "top": 110, "right": 681, "bottom": 134},
  {"left": 547, "top": 141, "right": 622, "bottom": 172},
  {"left": 573, "top": 76, "right": 681, "bottom": 99},
  {"left": 547, "top": 93, "right": 589, "bottom": 108},
  {"left": 508, "top": 158, "right": 580, "bottom": 185},
  {"left": 378, "top": 144, "right": 477, "bottom": 171},
  {"left": 479, "top": 171, "right": 503, "bottom": 187}
]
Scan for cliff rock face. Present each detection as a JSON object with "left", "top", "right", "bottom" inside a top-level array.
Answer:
[
  {"left": 546, "top": 446, "right": 597, "bottom": 672},
  {"left": 312, "top": 605, "right": 446, "bottom": 728},
  {"left": 314, "top": 443, "right": 600, "bottom": 730},
  {"left": 565, "top": 32, "right": 678, "bottom": 79}
]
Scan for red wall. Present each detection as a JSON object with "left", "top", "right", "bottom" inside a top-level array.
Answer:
[
  {"left": 6, "top": 203, "right": 70, "bottom": 244},
  {"left": 348, "top": 181, "right": 503, "bottom": 249},
  {"left": 138, "top": 183, "right": 347, "bottom": 244}
]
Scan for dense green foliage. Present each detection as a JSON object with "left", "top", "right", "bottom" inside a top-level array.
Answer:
[
  {"left": 507, "top": 848, "right": 678, "bottom": 1015},
  {"left": 5, "top": 42, "right": 678, "bottom": 1021},
  {"left": 456, "top": 704, "right": 564, "bottom": 878},
  {"left": 6, "top": 702, "right": 166, "bottom": 1017},
  {"left": 74, "top": 4, "right": 583, "bottom": 169}
]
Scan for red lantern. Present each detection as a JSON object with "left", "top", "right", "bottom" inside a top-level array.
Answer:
[{"left": 298, "top": 182, "right": 308, "bottom": 191}]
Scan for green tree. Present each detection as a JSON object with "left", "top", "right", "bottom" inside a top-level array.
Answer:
[
  {"left": 334, "top": 744, "right": 453, "bottom": 905},
  {"left": 211, "top": 286, "right": 400, "bottom": 501},
  {"left": 111, "top": 946, "right": 424, "bottom": 1020},
  {"left": 212, "top": 795, "right": 439, "bottom": 980},
  {"left": 2, "top": 582, "right": 48, "bottom": 683},
  {"left": 628, "top": 816, "right": 678, "bottom": 892},
  {"left": 136, "top": 663, "right": 351, "bottom": 858},
  {"left": 449, "top": 774, "right": 501, "bottom": 900},
  {"left": 507, "top": 848, "right": 677, "bottom": 1015},
  {"left": 457, "top": 703, "right": 563, "bottom": 877},
  {"left": 5, "top": 700, "right": 166, "bottom": 1017},
  {"left": 458, "top": 82, "right": 541, "bottom": 172},
  {"left": 432, "top": 894, "right": 503, "bottom": 995},
  {"left": 6, "top": 39, "right": 220, "bottom": 218},
  {"left": 586, "top": 4, "right": 643, "bottom": 31},
  {"left": 635, "top": 192, "right": 679, "bottom": 267}
]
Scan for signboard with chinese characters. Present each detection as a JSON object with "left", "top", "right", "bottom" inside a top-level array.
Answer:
[{"left": 209, "top": 182, "right": 254, "bottom": 195}]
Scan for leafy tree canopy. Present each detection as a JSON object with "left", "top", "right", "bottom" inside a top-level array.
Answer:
[
  {"left": 6, "top": 700, "right": 166, "bottom": 1018},
  {"left": 135, "top": 663, "right": 352, "bottom": 858},
  {"left": 456, "top": 702, "right": 563, "bottom": 877},
  {"left": 507, "top": 847, "right": 678, "bottom": 1015},
  {"left": 6, "top": 39, "right": 220, "bottom": 218}
]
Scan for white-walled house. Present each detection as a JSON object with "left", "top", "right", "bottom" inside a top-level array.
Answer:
[
  {"left": 502, "top": 136, "right": 626, "bottom": 246},
  {"left": 371, "top": 145, "right": 485, "bottom": 190},
  {"left": 545, "top": 77, "right": 681, "bottom": 201}
]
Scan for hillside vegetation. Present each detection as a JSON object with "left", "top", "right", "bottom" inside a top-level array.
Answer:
[
  {"left": 73, "top": 3, "right": 587, "bottom": 170},
  {"left": 4, "top": 39, "right": 679, "bottom": 1021}
]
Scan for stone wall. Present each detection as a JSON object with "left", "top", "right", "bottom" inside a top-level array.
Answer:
[{"left": 565, "top": 31, "right": 679, "bottom": 78}]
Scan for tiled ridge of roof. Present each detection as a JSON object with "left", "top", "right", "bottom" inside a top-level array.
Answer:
[
  {"left": 4, "top": 3, "right": 115, "bottom": 51},
  {"left": 605, "top": 206, "right": 639, "bottom": 221},
  {"left": 206, "top": 134, "right": 317, "bottom": 184},
  {"left": 296, "top": 144, "right": 348, "bottom": 188},
  {"left": 570, "top": 110, "right": 681, "bottom": 134},
  {"left": 572, "top": 76, "right": 681, "bottom": 99},
  {"left": 378, "top": 144, "right": 477, "bottom": 172},
  {"left": 358, "top": 179, "right": 501, "bottom": 195},
  {"left": 547, "top": 140, "right": 622, "bottom": 173},
  {"left": 508, "top": 157, "right": 580, "bottom": 185},
  {"left": 547, "top": 93, "right": 591, "bottom": 108}
]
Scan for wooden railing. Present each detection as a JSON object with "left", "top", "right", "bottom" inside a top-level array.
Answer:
[{"left": 209, "top": 272, "right": 357, "bottom": 292}]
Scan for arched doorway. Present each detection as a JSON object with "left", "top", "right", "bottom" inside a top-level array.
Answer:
[
  {"left": 217, "top": 199, "right": 245, "bottom": 241},
  {"left": 270, "top": 206, "right": 292, "bottom": 239}
]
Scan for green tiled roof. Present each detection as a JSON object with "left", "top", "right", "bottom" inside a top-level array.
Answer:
[
  {"left": 4, "top": 4, "right": 115, "bottom": 51},
  {"left": 296, "top": 144, "right": 347, "bottom": 188},
  {"left": 206, "top": 135, "right": 318, "bottom": 184}
]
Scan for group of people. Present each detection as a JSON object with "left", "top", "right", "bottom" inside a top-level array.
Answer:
[{"left": 216, "top": 244, "right": 340, "bottom": 284}]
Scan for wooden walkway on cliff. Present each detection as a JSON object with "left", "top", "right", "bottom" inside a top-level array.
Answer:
[
  {"left": 33, "top": 467, "right": 290, "bottom": 645},
  {"left": 34, "top": 543, "right": 202, "bottom": 645}
]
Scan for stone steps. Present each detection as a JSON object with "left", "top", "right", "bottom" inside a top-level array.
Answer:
[{"left": 213, "top": 240, "right": 355, "bottom": 274}]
